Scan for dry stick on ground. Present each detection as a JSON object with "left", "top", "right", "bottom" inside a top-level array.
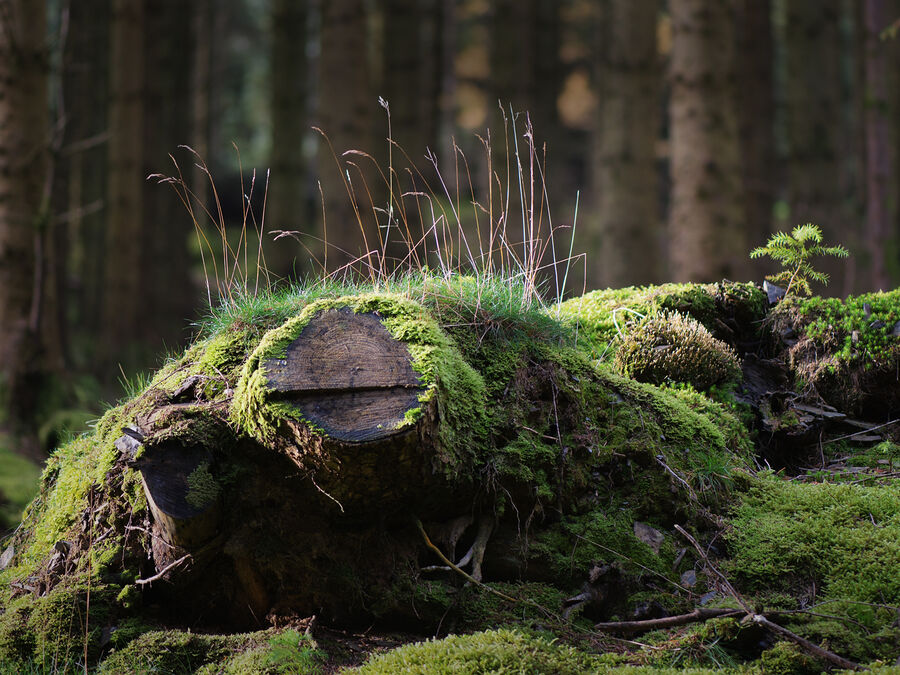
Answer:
[
  {"left": 595, "top": 608, "right": 744, "bottom": 635},
  {"left": 673, "top": 525, "right": 864, "bottom": 671}
]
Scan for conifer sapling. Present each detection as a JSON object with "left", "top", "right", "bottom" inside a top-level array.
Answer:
[{"left": 750, "top": 224, "right": 849, "bottom": 298}]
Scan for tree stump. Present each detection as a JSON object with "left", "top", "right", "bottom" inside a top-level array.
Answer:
[{"left": 262, "top": 308, "right": 425, "bottom": 442}]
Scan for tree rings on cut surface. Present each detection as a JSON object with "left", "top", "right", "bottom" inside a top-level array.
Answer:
[{"left": 263, "top": 308, "right": 425, "bottom": 442}]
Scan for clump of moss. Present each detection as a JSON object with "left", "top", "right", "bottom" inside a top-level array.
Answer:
[
  {"left": 773, "top": 290, "right": 900, "bottom": 415},
  {"left": 615, "top": 313, "right": 741, "bottom": 391},
  {"left": 726, "top": 474, "right": 900, "bottom": 663},
  {"left": 186, "top": 460, "right": 220, "bottom": 509},
  {"left": 557, "top": 281, "right": 765, "bottom": 360},
  {"left": 349, "top": 628, "right": 601, "bottom": 674}
]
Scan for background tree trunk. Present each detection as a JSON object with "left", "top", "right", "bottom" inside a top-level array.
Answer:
[
  {"left": 317, "top": 0, "right": 374, "bottom": 271},
  {"left": 782, "top": 0, "right": 847, "bottom": 293},
  {"left": 268, "top": 0, "right": 310, "bottom": 279},
  {"left": 0, "top": 0, "right": 49, "bottom": 445},
  {"left": 103, "top": 0, "right": 145, "bottom": 370},
  {"left": 62, "top": 0, "right": 110, "bottom": 370},
  {"left": 143, "top": 0, "right": 194, "bottom": 353},
  {"left": 668, "top": 0, "right": 747, "bottom": 283},
  {"left": 737, "top": 0, "right": 775, "bottom": 256},
  {"left": 592, "top": 0, "right": 661, "bottom": 287},
  {"left": 863, "top": 0, "right": 891, "bottom": 290}
]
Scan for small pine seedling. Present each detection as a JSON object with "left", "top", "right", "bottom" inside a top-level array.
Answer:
[{"left": 750, "top": 223, "right": 849, "bottom": 298}]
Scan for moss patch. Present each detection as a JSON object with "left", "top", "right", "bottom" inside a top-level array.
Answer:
[
  {"left": 557, "top": 282, "right": 765, "bottom": 360},
  {"left": 349, "top": 628, "right": 602, "bottom": 674}
]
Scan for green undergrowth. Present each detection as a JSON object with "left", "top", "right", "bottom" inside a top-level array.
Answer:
[
  {"left": 785, "top": 290, "right": 900, "bottom": 366},
  {"left": 773, "top": 291, "right": 900, "bottom": 414},
  {"left": 726, "top": 473, "right": 900, "bottom": 663},
  {"left": 348, "top": 628, "right": 606, "bottom": 674},
  {"left": 0, "top": 443, "right": 41, "bottom": 531},
  {"left": 98, "top": 626, "right": 326, "bottom": 674}
]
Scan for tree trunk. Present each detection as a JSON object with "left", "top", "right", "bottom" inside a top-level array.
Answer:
[
  {"left": 863, "top": 0, "right": 891, "bottom": 291},
  {"left": 782, "top": 0, "right": 847, "bottom": 293},
  {"left": 317, "top": 0, "right": 374, "bottom": 271},
  {"left": 668, "top": 0, "right": 747, "bottom": 283},
  {"left": 103, "top": 0, "right": 145, "bottom": 369},
  {"left": 62, "top": 0, "right": 110, "bottom": 367},
  {"left": 737, "top": 0, "right": 775, "bottom": 254},
  {"left": 143, "top": 0, "right": 194, "bottom": 353},
  {"left": 592, "top": 0, "right": 661, "bottom": 287},
  {"left": 268, "top": 0, "right": 311, "bottom": 279},
  {"left": 0, "top": 0, "right": 49, "bottom": 442}
]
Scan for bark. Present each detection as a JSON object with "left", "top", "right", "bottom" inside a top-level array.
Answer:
[
  {"left": 268, "top": 0, "right": 311, "bottom": 278},
  {"left": 381, "top": 0, "right": 440, "bottom": 161},
  {"left": 863, "top": 0, "right": 891, "bottom": 290},
  {"left": 668, "top": 0, "right": 747, "bottom": 283},
  {"left": 317, "top": 0, "right": 374, "bottom": 270},
  {"left": 103, "top": 0, "right": 145, "bottom": 367},
  {"left": 0, "top": 0, "right": 49, "bottom": 435},
  {"left": 190, "top": 0, "right": 211, "bottom": 217},
  {"left": 737, "top": 0, "right": 775, "bottom": 254},
  {"left": 62, "top": 0, "right": 110, "bottom": 362},
  {"left": 592, "top": 0, "right": 661, "bottom": 287},
  {"left": 142, "top": 0, "right": 194, "bottom": 352},
  {"left": 783, "top": 0, "right": 847, "bottom": 293}
]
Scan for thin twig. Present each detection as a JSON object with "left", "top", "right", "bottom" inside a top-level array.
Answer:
[
  {"left": 674, "top": 525, "right": 752, "bottom": 614},
  {"left": 674, "top": 525, "right": 864, "bottom": 671},
  {"left": 135, "top": 554, "right": 192, "bottom": 585}
]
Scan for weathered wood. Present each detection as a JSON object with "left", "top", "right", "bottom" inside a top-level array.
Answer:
[
  {"left": 263, "top": 308, "right": 425, "bottom": 442},
  {"left": 138, "top": 442, "right": 220, "bottom": 550}
]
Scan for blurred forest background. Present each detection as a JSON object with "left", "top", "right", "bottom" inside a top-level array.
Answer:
[{"left": 0, "top": 0, "right": 899, "bottom": 503}]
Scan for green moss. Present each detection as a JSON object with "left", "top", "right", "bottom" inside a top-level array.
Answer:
[
  {"left": 349, "top": 628, "right": 601, "bottom": 674},
  {"left": 528, "top": 511, "right": 679, "bottom": 589},
  {"left": 453, "top": 583, "right": 575, "bottom": 634},
  {"left": 197, "top": 629, "right": 326, "bottom": 675},
  {"left": 615, "top": 313, "right": 741, "bottom": 390},
  {"left": 758, "top": 642, "right": 824, "bottom": 675},
  {"left": 728, "top": 475, "right": 900, "bottom": 602},
  {"left": 557, "top": 282, "right": 764, "bottom": 361},
  {"left": 186, "top": 461, "right": 220, "bottom": 510},
  {"left": 15, "top": 434, "right": 118, "bottom": 569},
  {"left": 99, "top": 628, "right": 264, "bottom": 673}
]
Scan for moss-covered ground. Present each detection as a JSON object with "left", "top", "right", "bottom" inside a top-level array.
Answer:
[{"left": 1, "top": 273, "right": 898, "bottom": 672}]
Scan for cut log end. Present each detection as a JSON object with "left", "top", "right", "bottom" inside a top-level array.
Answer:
[{"left": 263, "top": 308, "right": 426, "bottom": 442}]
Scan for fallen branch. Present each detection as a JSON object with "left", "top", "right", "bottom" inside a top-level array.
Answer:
[
  {"left": 135, "top": 554, "right": 192, "bottom": 586},
  {"left": 674, "top": 525, "right": 865, "bottom": 671},
  {"left": 595, "top": 608, "right": 743, "bottom": 634},
  {"left": 749, "top": 614, "right": 864, "bottom": 672}
]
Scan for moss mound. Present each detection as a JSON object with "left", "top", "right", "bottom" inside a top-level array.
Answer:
[
  {"left": 615, "top": 313, "right": 741, "bottom": 390},
  {"left": 7, "top": 275, "right": 899, "bottom": 671},
  {"left": 772, "top": 290, "right": 900, "bottom": 415},
  {"left": 349, "top": 628, "right": 601, "bottom": 674}
]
